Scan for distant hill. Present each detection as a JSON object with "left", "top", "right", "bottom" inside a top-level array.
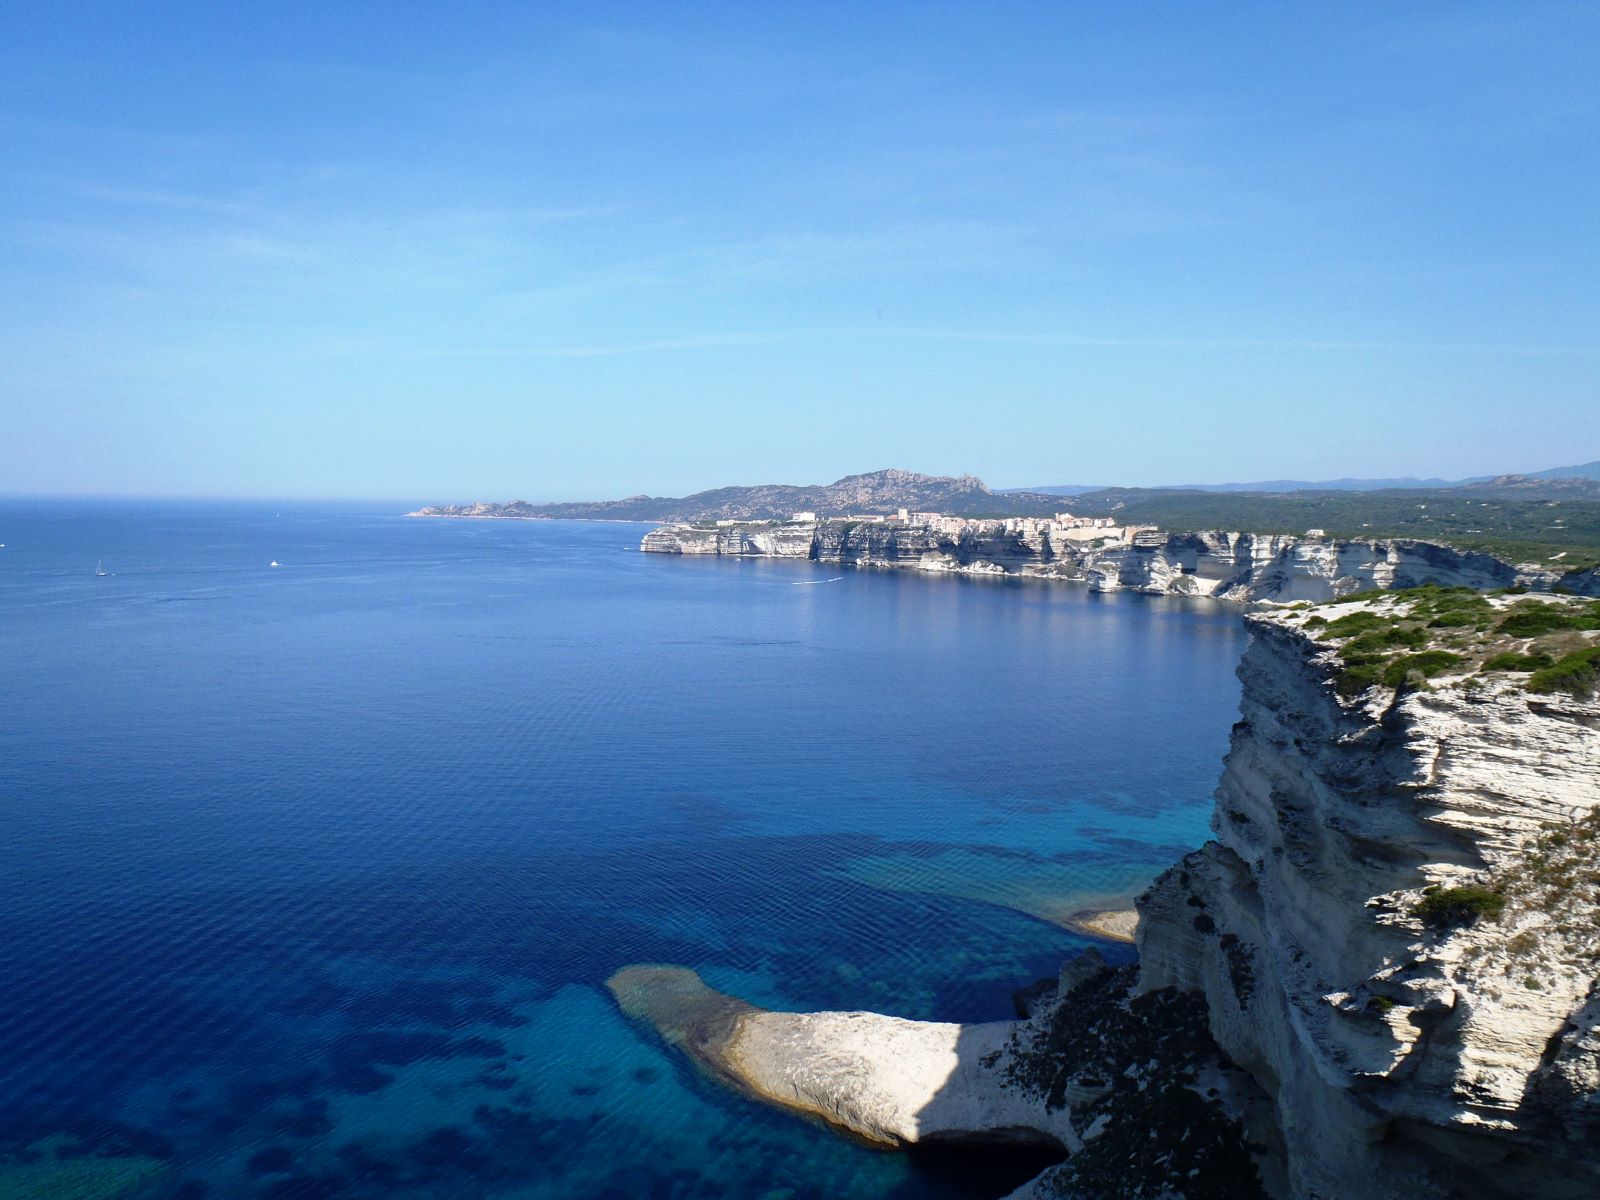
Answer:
[
  {"left": 998, "top": 483, "right": 1108, "bottom": 496},
  {"left": 413, "top": 469, "right": 1068, "bottom": 523},
  {"left": 1013, "top": 460, "right": 1600, "bottom": 495},
  {"left": 1525, "top": 460, "right": 1600, "bottom": 481}
]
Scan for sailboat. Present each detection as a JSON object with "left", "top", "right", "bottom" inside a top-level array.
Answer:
[{"left": 95, "top": 559, "right": 107, "bottom": 577}]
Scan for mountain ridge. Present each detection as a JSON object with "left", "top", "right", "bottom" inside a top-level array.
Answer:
[
  {"left": 413, "top": 469, "right": 1066, "bottom": 523},
  {"left": 1011, "top": 459, "right": 1600, "bottom": 495}
]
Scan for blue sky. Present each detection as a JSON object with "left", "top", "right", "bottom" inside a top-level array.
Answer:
[{"left": 3, "top": 2, "right": 1597, "bottom": 500}]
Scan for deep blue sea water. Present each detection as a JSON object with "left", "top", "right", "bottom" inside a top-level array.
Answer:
[{"left": 0, "top": 501, "right": 1247, "bottom": 1199}]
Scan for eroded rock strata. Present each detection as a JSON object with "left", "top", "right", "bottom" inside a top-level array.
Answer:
[
  {"left": 609, "top": 592, "right": 1600, "bottom": 1198},
  {"left": 640, "top": 521, "right": 1595, "bottom": 602}
]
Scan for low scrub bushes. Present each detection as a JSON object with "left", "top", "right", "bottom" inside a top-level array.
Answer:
[
  {"left": 1528, "top": 647, "right": 1600, "bottom": 696},
  {"left": 1497, "top": 601, "right": 1600, "bottom": 638},
  {"left": 1380, "top": 651, "right": 1464, "bottom": 689},
  {"left": 1324, "top": 610, "right": 1387, "bottom": 638},
  {"left": 1481, "top": 651, "right": 1555, "bottom": 672},
  {"left": 1413, "top": 885, "right": 1506, "bottom": 928}
]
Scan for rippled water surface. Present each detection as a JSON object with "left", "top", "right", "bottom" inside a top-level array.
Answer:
[{"left": 0, "top": 500, "right": 1247, "bottom": 1198}]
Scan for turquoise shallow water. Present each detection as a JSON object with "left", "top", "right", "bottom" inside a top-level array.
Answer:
[{"left": 0, "top": 501, "right": 1247, "bottom": 1198}]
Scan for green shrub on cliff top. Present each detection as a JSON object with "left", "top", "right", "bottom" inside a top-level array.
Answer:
[
  {"left": 1481, "top": 651, "right": 1556, "bottom": 673},
  {"left": 1380, "top": 651, "right": 1464, "bottom": 689},
  {"left": 1497, "top": 605, "right": 1583, "bottom": 637},
  {"left": 1324, "top": 610, "right": 1386, "bottom": 639},
  {"left": 1413, "top": 885, "right": 1506, "bottom": 928},
  {"left": 1344, "top": 626, "right": 1427, "bottom": 654},
  {"left": 1321, "top": 591, "right": 1376, "bottom": 605},
  {"left": 1527, "top": 647, "right": 1600, "bottom": 696}
]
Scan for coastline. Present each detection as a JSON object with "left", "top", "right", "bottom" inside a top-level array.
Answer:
[{"left": 635, "top": 519, "right": 1597, "bottom": 603}]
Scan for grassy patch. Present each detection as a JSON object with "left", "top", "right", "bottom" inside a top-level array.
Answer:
[
  {"left": 1324, "top": 610, "right": 1386, "bottom": 638},
  {"left": 1344, "top": 626, "right": 1428, "bottom": 654}
]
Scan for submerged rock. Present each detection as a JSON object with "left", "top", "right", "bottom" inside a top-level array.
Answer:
[{"left": 0, "top": 1135, "right": 169, "bottom": 1200}]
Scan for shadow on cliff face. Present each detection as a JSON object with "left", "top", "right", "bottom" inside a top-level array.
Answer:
[{"left": 977, "top": 953, "right": 1268, "bottom": 1199}]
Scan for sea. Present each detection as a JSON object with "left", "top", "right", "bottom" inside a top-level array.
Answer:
[{"left": 0, "top": 500, "right": 1248, "bottom": 1200}]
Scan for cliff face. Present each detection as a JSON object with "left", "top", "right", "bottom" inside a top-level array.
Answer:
[
  {"left": 1137, "top": 600, "right": 1600, "bottom": 1198},
  {"left": 1083, "top": 533, "right": 1540, "bottom": 600},
  {"left": 641, "top": 522, "right": 1590, "bottom": 602}
]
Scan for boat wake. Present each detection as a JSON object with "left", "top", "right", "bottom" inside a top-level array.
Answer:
[{"left": 793, "top": 577, "right": 845, "bottom": 585}]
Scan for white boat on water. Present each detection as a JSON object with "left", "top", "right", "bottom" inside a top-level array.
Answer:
[
  {"left": 270, "top": 560, "right": 281, "bottom": 568},
  {"left": 95, "top": 559, "right": 107, "bottom": 577}
]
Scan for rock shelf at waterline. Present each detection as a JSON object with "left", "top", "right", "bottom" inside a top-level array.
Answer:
[{"left": 606, "top": 957, "right": 1270, "bottom": 1199}]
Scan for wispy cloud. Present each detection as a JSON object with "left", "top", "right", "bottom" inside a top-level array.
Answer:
[{"left": 365, "top": 325, "right": 1600, "bottom": 362}]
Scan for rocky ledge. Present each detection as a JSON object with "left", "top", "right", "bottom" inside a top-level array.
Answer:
[
  {"left": 640, "top": 521, "right": 1598, "bottom": 603},
  {"left": 607, "top": 955, "right": 1271, "bottom": 1199}
]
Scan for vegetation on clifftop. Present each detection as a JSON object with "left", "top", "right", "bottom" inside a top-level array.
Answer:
[
  {"left": 1003, "top": 958, "right": 1266, "bottom": 1200},
  {"left": 1069, "top": 491, "right": 1600, "bottom": 569},
  {"left": 1291, "top": 586, "right": 1600, "bottom": 698}
]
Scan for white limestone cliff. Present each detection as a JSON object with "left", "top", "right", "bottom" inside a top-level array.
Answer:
[
  {"left": 1137, "top": 601, "right": 1600, "bottom": 1198},
  {"left": 640, "top": 522, "right": 1592, "bottom": 602}
]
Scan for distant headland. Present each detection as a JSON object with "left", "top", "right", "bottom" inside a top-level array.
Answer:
[{"left": 411, "top": 464, "right": 1600, "bottom": 577}]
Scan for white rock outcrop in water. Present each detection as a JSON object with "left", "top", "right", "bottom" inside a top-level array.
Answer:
[
  {"left": 604, "top": 966, "right": 1081, "bottom": 1152},
  {"left": 606, "top": 965, "right": 1074, "bottom": 1151}
]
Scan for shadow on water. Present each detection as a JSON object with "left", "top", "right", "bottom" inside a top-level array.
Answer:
[{"left": 902, "top": 1140, "right": 1068, "bottom": 1197}]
